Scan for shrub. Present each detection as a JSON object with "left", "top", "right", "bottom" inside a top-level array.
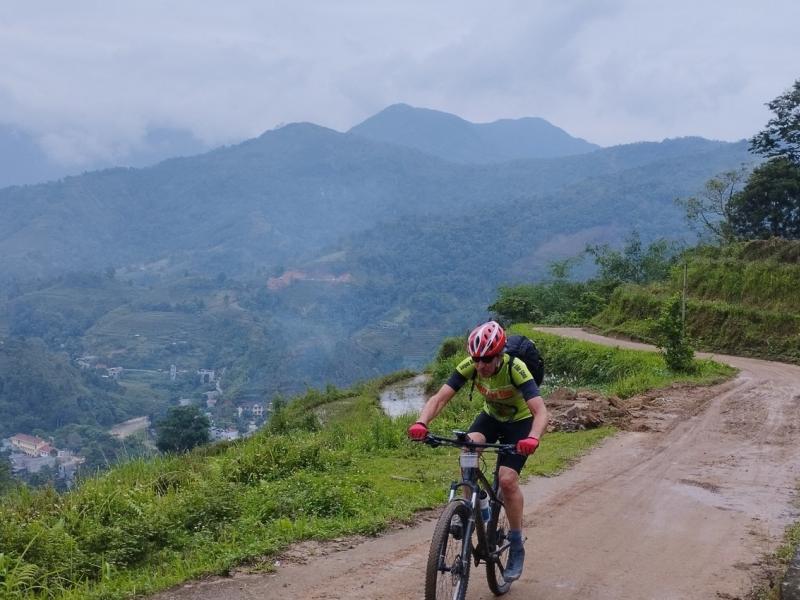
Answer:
[{"left": 654, "top": 295, "right": 695, "bottom": 372}]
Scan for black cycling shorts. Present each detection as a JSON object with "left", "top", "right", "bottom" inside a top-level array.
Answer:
[{"left": 467, "top": 412, "right": 533, "bottom": 474}]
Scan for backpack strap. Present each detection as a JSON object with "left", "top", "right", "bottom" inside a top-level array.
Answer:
[
  {"left": 469, "top": 370, "right": 476, "bottom": 403},
  {"left": 507, "top": 355, "right": 520, "bottom": 388}
]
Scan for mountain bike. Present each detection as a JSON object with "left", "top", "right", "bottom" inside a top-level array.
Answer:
[{"left": 419, "top": 431, "right": 518, "bottom": 600}]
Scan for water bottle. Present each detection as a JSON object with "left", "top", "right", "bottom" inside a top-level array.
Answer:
[{"left": 479, "top": 490, "right": 491, "bottom": 523}]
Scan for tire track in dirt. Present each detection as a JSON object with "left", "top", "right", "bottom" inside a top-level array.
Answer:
[{"left": 152, "top": 329, "right": 800, "bottom": 599}]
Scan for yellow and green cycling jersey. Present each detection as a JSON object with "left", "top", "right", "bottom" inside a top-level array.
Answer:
[{"left": 446, "top": 353, "right": 540, "bottom": 422}]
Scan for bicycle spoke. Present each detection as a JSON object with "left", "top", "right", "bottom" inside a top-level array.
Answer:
[{"left": 426, "top": 501, "right": 472, "bottom": 600}]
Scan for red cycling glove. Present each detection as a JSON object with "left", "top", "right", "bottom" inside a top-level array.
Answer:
[
  {"left": 516, "top": 436, "right": 539, "bottom": 455},
  {"left": 408, "top": 421, "right": 428, "bottom": 440}
]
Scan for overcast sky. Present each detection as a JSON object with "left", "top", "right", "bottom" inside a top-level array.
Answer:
[{"left": 1, "top": 1, "right": 798, "bottom": 166}]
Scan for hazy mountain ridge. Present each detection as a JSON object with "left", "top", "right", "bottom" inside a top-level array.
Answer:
[
  {"left": 0, "top": 124, "right": 472, "bottom": 279},
  {"left": 0, "top": 122, "right": 746, "bottom": 282},
  {"left": 0, "top": 110, "right": 754, "bottom": 432},
  {"left": 348, "top": 103, "right": 600, "bottom": 162}
]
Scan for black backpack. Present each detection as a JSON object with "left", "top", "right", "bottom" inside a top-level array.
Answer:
[
  {"left": 468, "top": 334, "right": 545, "bottom": 402},
  {"left": 504, "top": 335, "right": 545, "bottom": 386}
]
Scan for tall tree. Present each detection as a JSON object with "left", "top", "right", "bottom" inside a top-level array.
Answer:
[
  {"left": 676, "top": 168, "right": 749, "bottom": 243},
  {"left": 728, "top": 158, "right": 800, "bottom": 240},
  {"left": 156, "top": 406, "right": 210, "bottom": 453},
  {"left": 750, "top": 78, "right": 800, "bottom": 164}
]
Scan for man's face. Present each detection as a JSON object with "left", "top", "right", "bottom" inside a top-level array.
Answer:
[{"left": 473, "top": 354, "right": 501, "bottom": 377}]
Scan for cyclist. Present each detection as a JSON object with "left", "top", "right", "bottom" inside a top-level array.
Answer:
[{"left": 408, "top": 320, "right": 548, "bottom": 581}]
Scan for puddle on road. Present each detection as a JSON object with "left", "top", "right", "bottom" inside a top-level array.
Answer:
[{"left": 379, "top": 374, "right": 431, "bottom": 417}]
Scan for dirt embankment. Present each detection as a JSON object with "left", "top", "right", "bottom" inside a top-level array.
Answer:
[{"left": 152, "top": 329, "right": 800, "bottom": 600}]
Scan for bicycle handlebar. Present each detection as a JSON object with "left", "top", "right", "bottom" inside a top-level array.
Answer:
[{"left": 420, "top": 432, "right": 519, "bottom": 455}]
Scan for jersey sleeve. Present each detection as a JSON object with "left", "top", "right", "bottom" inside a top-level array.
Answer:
[
  {"left": 446, "top": 356, "right": 476, "bottom": 391},
  {"left": 446, "top": 371, "right": 467, "bottom": 391},
  {"left": 517, "top": 379, "right": 540, "bottom": 401},
  {"left": 509, "top": 357, "right": 540, "bottom": 400}
]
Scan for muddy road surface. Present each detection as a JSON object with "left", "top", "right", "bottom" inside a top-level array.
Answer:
[{"left": 152, "top": 329, "right": 800, "bottom": 599}]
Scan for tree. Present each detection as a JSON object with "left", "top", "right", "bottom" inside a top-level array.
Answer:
[
  {"left": 547, "top": 256, "right": 582, "bottom": 280},
  {"left": 585, "top": 231, "right": 679, "bottom": 288},
  {"left": 676, "top": 168, "right": 749, "bottom": 243},
  {"left": 489, "top": 285, "right": 544, "bottom": 324},
  {"left": 750, "top": 78, "right": 800, "bottom": 164},
  {"left": 156, "top": 405, "right": 210, "bottom": 453},
  {"left": 728, "top": 158, "right": 800, "bottom": 240}
]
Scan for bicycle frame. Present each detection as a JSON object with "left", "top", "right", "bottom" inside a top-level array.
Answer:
[{"left": 427, "top": 431, "right": 515, "bottom": 567}]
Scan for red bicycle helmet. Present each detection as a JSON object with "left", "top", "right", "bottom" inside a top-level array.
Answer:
[{"left": 467, "top": 321, "right": 506, "bottom": 358}]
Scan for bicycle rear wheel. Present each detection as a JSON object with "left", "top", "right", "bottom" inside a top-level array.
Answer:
[
  {"left": 425, "top": 500, "right": 472, "bottom": 600},
  {"left": 485, "top": 497, "right": 512, "bottom": 595}
]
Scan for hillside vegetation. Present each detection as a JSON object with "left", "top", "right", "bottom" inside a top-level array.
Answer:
[
  {"left": 0, "top": 103, "right": 755, "bottom": 450},
  {"left": 0, "top": 122, "right": 748, "bottom": 282},
  {"left": 0, "top": 338, "right": 154, "bottom": 437},
  {"left": 591, "top": 239, "right": 800, "bottom": 363},
  {"left": 0, "top": 326, "right": 733, "bottom": 599},
  {"left": 0, "top": 274, "right": 286, "bottom": 438},
  {"left": 0, "top": 133, "right": 752, "bottom": 441}
]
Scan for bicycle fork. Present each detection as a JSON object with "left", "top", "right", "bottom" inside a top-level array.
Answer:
[{"left": 446, "top": 483, "right": 491, "bottom": 568}]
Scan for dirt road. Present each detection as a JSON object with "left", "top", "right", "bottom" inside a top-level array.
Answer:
[
  {"left": 109, "top": 416, "right": 150, "bottom": 439},
  {"left": 152, "top": 328, "right": 800, "bottom": 599}
]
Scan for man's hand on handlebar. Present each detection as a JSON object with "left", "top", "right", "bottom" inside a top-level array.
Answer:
[
  {"left": 516, "top": 436, "right": 539, "bottom": 455},
  {"left": 408, "top": 421, "right": 429, "bottom": 440}
]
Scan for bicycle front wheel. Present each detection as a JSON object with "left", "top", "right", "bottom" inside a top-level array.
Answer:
[
  {"left": 485, "top": 497, "right": 512, "bottom": 595},
  {"left": 425, "top": 500, "right": 472, "bottom": 600}
]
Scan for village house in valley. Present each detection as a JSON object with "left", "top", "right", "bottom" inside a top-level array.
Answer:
[{"left": 10, "top": 433, "right": 55, "bottom": 457}]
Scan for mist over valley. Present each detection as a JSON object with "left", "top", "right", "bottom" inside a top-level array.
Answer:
[{"left": 0, "top": 105, "right": 752, "bottom": 441}]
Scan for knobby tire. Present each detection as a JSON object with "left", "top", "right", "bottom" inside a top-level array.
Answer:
[
  {"left": 485, "top": 498, "right": 512, "bottom": 595},
  {"left": 425, "top": 500, "right": 472, "bottom": 600}
]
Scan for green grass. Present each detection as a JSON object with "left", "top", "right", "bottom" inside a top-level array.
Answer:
[
  {"left": 511, "top": 324, "right": 735, "bottom": 398},
  {"left": 591, "top": 240, "right": 800, "bottom": 365},
  {"left": 593, "top": 286, "right": 800, "bottom": 364},
  {"left": 0, "top": 327, "right": 735, "bottom": 599}
]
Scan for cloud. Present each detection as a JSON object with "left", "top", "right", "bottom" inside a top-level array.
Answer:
[{"left": 0, "top": 0, "right": 797, "bottom": 165}]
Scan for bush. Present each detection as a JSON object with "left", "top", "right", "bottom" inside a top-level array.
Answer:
[
  {"left": 436, "top": 337, "right": 464, "bottom": 362},
  {"left": 654, "top": 295, "right": 695, "bottom": 372}
]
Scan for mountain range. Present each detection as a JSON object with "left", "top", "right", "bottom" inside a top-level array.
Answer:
[
  {"left": 0, "top": 104, "right": 756, "bottom": 422},
  {"left": 0, "top": 115, "right": 748, "bottom": 282},
  {"left": 0, "top": 104, "right": 598, "bottom": 189}
]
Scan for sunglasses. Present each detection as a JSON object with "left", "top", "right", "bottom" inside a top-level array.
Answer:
[{"left": 472, "top": 355, "right": 499, "bottom": 364}]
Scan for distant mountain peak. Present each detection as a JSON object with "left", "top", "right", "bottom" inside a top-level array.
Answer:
[
  {"left": 349, "top": 104, "right": 600, "bottom": 163},
  {"left": 377, "top": 103, "right": 468, "bottom": 120},
  {"left": 257, "top": 121, "right": 339, "bottom": 139}
]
